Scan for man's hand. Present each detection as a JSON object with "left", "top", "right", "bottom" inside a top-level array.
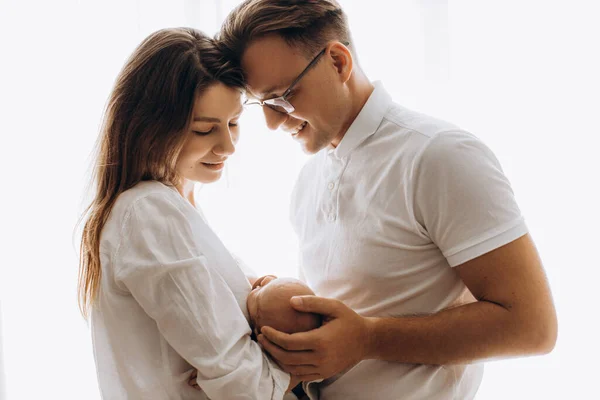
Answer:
[{"left": 258, "top": 296, "right": 372, "bottom": 381}]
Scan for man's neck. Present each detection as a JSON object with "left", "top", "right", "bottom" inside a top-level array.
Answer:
[{"left": 331, "top": 72, "right": 375, "bottom": 148}]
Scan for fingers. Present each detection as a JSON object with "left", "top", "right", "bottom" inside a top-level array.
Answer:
[
  {"left": 285, "top": 364, "right": 321, "bottom": 377},
  {"left": 252, "top": 275, "right": 278, "bottom": 290},
  {"left": 260, "top": 326, "right": 315, "bottom": 351},
  {"left": 188, "top": 373, "right": 201, "bottom": 391},
  {"left": 290, "top": 295, "right": 343, "bottom": 316},
  {"left": 258, "top": 334, "right": 315, "bottom": 365},
  {"left": 296, "top": 373, "right": 323, "bottom": 382}
]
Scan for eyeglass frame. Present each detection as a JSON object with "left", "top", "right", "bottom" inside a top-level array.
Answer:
[{"left": 243, "top": 41, "right": 350, "bottom": 114}]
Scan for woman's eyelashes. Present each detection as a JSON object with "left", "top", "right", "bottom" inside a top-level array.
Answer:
[
  {"left": 193, "top": 122, "right": 239, "bottom": 136},
  {"left": 193, "top": 128, "right": 213, "bottom": 136}
]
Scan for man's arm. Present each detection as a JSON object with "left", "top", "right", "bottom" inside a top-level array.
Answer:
[
  {"left": 257, "top": 234, "right": 557, "bottom": 379},
  {"left": 365, "top": 233, "right": 557, "bottom": 364}
]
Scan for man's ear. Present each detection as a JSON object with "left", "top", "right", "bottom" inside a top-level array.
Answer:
[{"left": 328, "top": 41, "right": 353, "bottom": 83}]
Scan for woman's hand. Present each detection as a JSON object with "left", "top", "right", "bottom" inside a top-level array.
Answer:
[
  {"left": 188, "top": 370, "right": 201, "bottom": 391},
  {"left": 251, "top": 274, "right": 278, "bottom": 290}
]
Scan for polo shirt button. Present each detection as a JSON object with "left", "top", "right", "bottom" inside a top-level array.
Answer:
[
  {"left": 328, "top": 182, "right": 335, "bottom": 190},
  {"left": 328, "top": 214, "right": 336, "bottom": 222}
]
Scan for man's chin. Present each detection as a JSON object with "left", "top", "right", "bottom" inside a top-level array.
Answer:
[
  {"left": 300, "top": 143, "right": 319, "bottom": 155},
  {"left": 300, "top": 139, "right": 328, "bottom": 155}
]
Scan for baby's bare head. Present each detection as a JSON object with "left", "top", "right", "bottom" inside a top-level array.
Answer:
[{"left": 247, "top": 277, "right": 321, "bottom": 335}]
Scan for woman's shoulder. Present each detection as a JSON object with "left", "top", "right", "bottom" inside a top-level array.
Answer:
[
  {"left": 101, "top": 181, "right": 188, "bottom": 250},
  {"left": 119, "top": 180, "right": 177, "bottom": 205},
  {"left": 109, "top": 181, "right": 183, "bottom": 226}
]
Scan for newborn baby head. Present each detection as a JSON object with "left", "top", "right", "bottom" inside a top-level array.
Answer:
[{"left": 247, "top": 276, "right": 321, "bottom": 336}]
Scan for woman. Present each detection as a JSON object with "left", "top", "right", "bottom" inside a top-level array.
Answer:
[{"left": 78, "top": 28, "right": 298, "bottom": 399}]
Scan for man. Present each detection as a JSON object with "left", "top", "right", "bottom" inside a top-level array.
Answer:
[{"left": 218, "top": 1, "right": 557, "bottom": 399}]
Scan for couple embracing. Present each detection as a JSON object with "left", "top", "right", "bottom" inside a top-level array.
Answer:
[{"left": 78, "top": 1, "right": 557, "bottom": 399}]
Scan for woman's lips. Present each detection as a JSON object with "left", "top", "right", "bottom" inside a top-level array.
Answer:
[{"left": 202, "top": 162, "right": 225, "bottom": 170}]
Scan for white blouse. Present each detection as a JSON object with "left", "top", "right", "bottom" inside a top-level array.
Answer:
[{"left": 91, "top": 181, "right": 289, "bottom": 399}]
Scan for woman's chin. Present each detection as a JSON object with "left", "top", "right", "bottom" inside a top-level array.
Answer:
[
  {"left": 189, "top": 171, "right": 223, "bottom": 184},
  {"left": 202, "top": 175, "right": 222, "bottom": 184}
]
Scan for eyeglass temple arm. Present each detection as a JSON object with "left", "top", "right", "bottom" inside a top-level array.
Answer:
[{"left": 281, "top": 41, "right": 349, "bottom": 98}]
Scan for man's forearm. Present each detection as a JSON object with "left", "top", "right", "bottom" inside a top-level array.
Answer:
[{"left": 365, "top": 299, "right": 556, "bottom": 365}]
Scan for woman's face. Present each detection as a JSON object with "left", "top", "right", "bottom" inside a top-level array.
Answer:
[{"left": 176, "top": 82, "right": 243, "bottom": 184}]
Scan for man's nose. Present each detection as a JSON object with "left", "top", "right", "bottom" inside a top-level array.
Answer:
[{"left": 263, "top": 106, "right": 288, "bottom": 130}]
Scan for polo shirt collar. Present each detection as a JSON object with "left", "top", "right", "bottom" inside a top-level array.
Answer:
[{"left": 329, "top": 81, "right": 392, "bottom": 160}]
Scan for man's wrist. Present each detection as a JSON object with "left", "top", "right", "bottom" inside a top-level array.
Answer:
[{"left": 363, "top": 316, "right": 379, "bottom": 360}]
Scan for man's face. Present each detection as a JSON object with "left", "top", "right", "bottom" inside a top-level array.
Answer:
[{"left": 241, "top": 34, "right": 349, "bottom": 154}]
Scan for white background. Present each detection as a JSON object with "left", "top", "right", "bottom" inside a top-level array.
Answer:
[{"left": 0, "top": 0, "right": 598, "bottom": 399}]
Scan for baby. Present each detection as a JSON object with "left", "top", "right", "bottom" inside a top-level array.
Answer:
[
  {"left": 189, "top": 275, "right": 320, "bottom": 398},
  {"left": 247, "top": 275, "right": 321, "bottom": 338},
  {"left": 246, "top": 276, "right": 320, "bottom": 400}
]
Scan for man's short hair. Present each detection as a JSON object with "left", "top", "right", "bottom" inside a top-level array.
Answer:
[{"left": 218, "top": 0, "right": 352, "bottom": 69}]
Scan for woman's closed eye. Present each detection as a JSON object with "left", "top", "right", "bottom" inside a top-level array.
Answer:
[
  {"left": 194, "top": 122, "right": 239, "bottom": 136},
  {"left": 193, "top": 128, "right": 214, "bottom": 136}
]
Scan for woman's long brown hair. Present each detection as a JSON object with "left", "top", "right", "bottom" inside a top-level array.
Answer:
[{"left": 77, "top": 28, "right": 243, "bottom": 319}]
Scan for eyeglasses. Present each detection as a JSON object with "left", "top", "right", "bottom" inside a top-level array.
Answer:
[{"left": 244, "top": 42, "right": 349, "bottom": 114}]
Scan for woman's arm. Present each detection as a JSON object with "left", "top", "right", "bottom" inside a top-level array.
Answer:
[
  {"left": 230, "top": 252, "right": 259, "bottom": 285},
  {"left": 115, "top": 193, "right": 290, "bottom": 399}
]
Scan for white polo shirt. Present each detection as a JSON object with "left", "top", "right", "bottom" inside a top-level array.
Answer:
[{"left": 291, "top": 82, "right": 528, "bottom": 400}]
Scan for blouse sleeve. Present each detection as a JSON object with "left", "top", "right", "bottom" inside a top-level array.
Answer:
[
  {"left": 113, "top": 192, "right": 289, "bottom": 399},
  {"left": 231, "top": 253, "right": 259, "bottom": 283}
]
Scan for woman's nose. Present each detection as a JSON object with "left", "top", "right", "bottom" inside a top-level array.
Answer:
[{"left": 213, "top": 129, "right": 236, "bottom": 156}]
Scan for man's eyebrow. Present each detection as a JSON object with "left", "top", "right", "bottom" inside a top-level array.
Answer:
[{"left": 251, "top": 84, "right": 288, "bottom": 100}]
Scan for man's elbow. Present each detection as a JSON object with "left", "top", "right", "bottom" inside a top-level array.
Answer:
[
  {"left": 524, "top": 312, "right": 558, "bottom": 355},
  {"left": 538, "top": 318, "right": 558, "bottom": 354}
]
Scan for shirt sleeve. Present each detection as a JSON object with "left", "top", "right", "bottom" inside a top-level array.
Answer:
[
  {"left": 113, "top": 193, "right": 289, "bottom": 400},
  {"left": 413, "top": 131, "right": 528, "bottom": 267},
  {"left": 231, "top": 253, "right": 259, "bottom": 283}
]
